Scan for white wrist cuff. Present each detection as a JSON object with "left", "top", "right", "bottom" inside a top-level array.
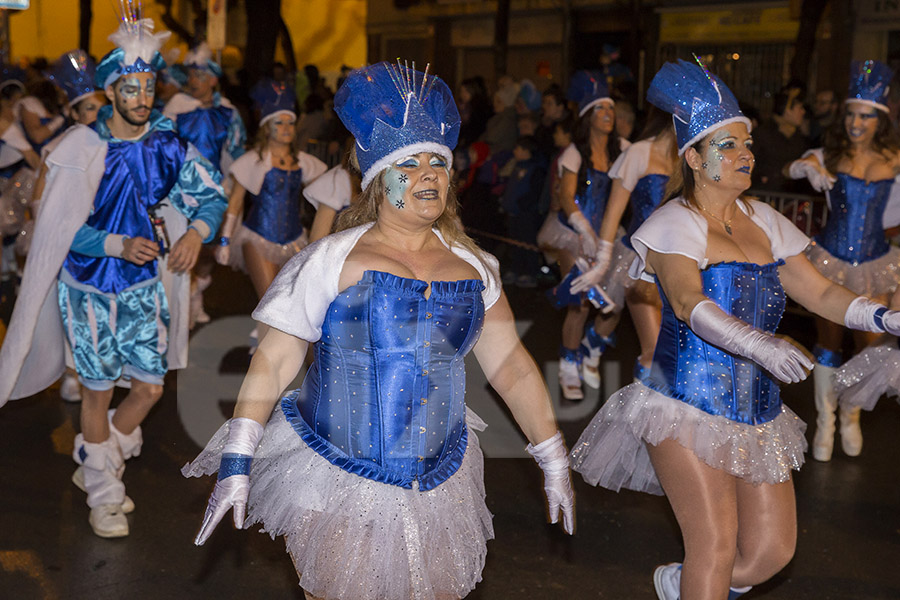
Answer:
[
  {"left": 188, "top": 220, "right": 211, "bottom": 240},
  {"left": 104, "top": 234, "right": 126, "bottom": 258},
  {"left": 223, "top": 418, "right": 265, "bottom": 457},
  {"left": 844, "top": 296, "right": 887, "bottom": 333}
]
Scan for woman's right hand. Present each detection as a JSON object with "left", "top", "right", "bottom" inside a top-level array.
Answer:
[
  {"left": 195, "top": 472, "right": 250, "bottom": 545},
  {"left": 567, "top": 210, "right": 599, "bottom": 258},
  {"left": 215, "top": 243, "right": 231, "bottom": 266},
  {"left": 788, "top": 160, "right": 836, "bottom": 192}
]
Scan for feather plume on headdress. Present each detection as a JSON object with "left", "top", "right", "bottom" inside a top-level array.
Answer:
[{"left": 96, "top": 2, "right": 170, "bottom": 88}]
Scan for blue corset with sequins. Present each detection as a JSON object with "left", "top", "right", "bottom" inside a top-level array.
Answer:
[
  {"left": 646, "top": 261, "right": 786, "bottom": 425},
  {"left": 623, "top": 174, "right": 668, "bottom": 250},
  {"left": 558, "top": 167, "right": 612, "bottom": 232},
  {"left": 281, "top": 270, "right": 486, "bottom": 491},
  {"left": 243, "top": 167, "right": 304, "bottom": 244},
  {"left": 814, "top": 174, "right": 892, "bottom": 264}
]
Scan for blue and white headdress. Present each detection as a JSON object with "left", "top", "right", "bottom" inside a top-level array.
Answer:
[
  {"left": 250, "top": 80, "right": 297, "bottom": 127},
  {"left": 846, "top": 60, "right": 893, "bottom": 113},
  {"left": 567, "top": 70, "right": 613, "bottom": 117},
  {"left": 95, "top": 2, "right": 170, "bottom": 89},
  {"left": 184, "top": 42, "right": 223, "bottom": 79},
  {"left": 647, "top": 58, "right": 750, "bottom": 155},
  {"left": 50, "top": 50, "right": 98, "bottom": 107},
  {"left": 334, "top": 61, "right": 460, "bottom": 189}
]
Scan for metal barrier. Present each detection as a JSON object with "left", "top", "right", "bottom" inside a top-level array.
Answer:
[
  {"left": 304, "top": 139, "right": 343, "bottom": 168},
  {"left": 747, "top": 188, "right": 828, "bottom": 238}
]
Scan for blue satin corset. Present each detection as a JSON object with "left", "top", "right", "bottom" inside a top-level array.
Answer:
[
  {"left": 243, "top": 167, "right": 305, "bottom": 244},
  {"left": 63, "top": 129, "right": 187, "bottom": 294},
  {"left": 623, "top": 174, "right": 668, "bottom": 250},
  {"left": 814, "top": 174, "right": 892, "bottom": 264},
  {"left": 175, "top": 106, "right": 232, "bottom": 170},
  {"left": 558, "top": 168, "right": 612, "bottom": 232},
  {"left": 281, "top": 270, "right": 486, "bottom": 491},
  {"left": 646, "top": 261, "right": 786, "bottom": 425}
]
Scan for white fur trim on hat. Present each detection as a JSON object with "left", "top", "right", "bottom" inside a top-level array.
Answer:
[
  {"left": 259, "top": 109, "right": 297, "bottom": 128},
  {"left": 578, "top": 96, "right": 615, "bottom": 117},
  {"left": 844, "top": 98, "right": 890, "bottom": 114},
  {"left": 678, "top": 115, "right": 753, "bottom": 156},
  {"left": 361, "top": 142, "right": 453, "bottom": 190}
]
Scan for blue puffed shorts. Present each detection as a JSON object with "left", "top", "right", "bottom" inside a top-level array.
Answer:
[{"left": 57, "top": 272, "right": 169, "bottom": 390}]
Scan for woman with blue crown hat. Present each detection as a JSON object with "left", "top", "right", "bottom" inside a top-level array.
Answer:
[
  {"left": 0, "top": 6, "right": 227, "bottom": 539},
  {"left": 570, "top": 58, "right": 900, "bottom": 600},
  {"left": 575, "top": 105, "right": 678, "bottom": 385},
  {"left": 785, "top": 59, "right": 900, "bottom": 463},
  {"left": 543, "top": 69, "right": 628, "bottom": 401},
  {"left": 215, "top": 81, "right": 327, "bottom": 339},
  {"left": 184, "top": 60, "right": 574, "bottom": 600}
]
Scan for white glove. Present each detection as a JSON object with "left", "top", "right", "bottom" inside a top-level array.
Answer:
[
  {"left": 568, "top": 211, "right": 599, "bottom": 259},
  {"left": 844, "top": 296, "right": 900, "bottom": 335},
  {"left": 788, "top": 160, "right": 836, "bottom": 192},
  {"left": 195, "top": 418, "right": 264, "bottom": 545},
  {"left": 690, "top": 300, "right": 814, "bottom": 383},
  {"left": 570, "top": 240, "right": 613, "bottom": 295},
  {"left": 526, "top": 431, "right": 575, "bottom": 535}
]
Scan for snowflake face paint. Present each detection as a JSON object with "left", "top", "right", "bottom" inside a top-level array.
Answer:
[
  {"left": 384, "top": 153, "right": 450, "bottom": 212},
  {"left": 384, "top": 165, "right": 411, "bottom": 209},
  {"left": 699, "top": 122, "right": 753, "bottom": 190}
]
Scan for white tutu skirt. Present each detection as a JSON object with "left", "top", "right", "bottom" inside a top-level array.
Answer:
[
  {"left": 570, "top": 383, "right": 808, "bottom": 496},
  {"left": 602, "top": 237, "right": 637, "bottom": 309},
  {"left": 229, "top": 224, "right": 307, "bottom": 272},
  {"left": 806, "top": 242, "right": 900, "bottom": 297},
  {"left": 183, "top": 405, "right": 494, "bottom": 600},
  {"left": 536, "top": 211, "right": 580, "bottom": 258},
  {"left": 834, "top": 344, "right": 900, "bottom": 411}
]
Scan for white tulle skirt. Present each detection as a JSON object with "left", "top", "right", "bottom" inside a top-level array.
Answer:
[
  {"left": 536, "top": 211, "right": 580, "bottom": 258},
  {"left": 806, "top": 242, "right": 900, "bottom": 297},
  {"left": 834, "top": 344, "right": 900, "bottom": 411},
  {"left": 570, "top": 383, "right": 808, "bottom": 496},
  {"left": 183, "top": 405, "right": 493, "bottom": 600},
  {"left": 229, "top": 224, "right": 307, "bottom": 272},
  {"left": 602, "top": 237, "right": 638, "bottom": 309}
]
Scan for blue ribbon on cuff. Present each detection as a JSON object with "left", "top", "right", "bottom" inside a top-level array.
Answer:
[
  {"left": 218, "top": 453, "right": 253, "bottom": 480},
  {"left": 873, "top": 306, "right": 888, "bottom": 332}
]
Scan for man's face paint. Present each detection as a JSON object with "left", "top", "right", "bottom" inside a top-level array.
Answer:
[{"left": 112, "top": 72, "right": 156, "bottom": 126}]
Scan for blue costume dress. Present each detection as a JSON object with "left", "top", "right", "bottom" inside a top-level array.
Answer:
[
  {"left": 227, "top": 150, "right": 328, "bottom": 269},
  {"left": 804, "top": 150, "right": 900, "bottom": 298},
  {"left": 571, "top": 199, "right": 810, "bottom": 495},
  {"left": 602, "top": 138, "right": 669, "bottom": 308},
  {"left": 548, "top": 143, "right": 617, "bottom": 308},
  {"left": 163, "top": 92, "right": 245, "bottom": 177},
  {"left": 16, "top": 96, "right": 63, "bottom": 155},
  {"left": 56, "top": 106, "right": 226, "bottom": 389},
  {"left": 184, "top": 223, "right": 501, "bottom": 599}
]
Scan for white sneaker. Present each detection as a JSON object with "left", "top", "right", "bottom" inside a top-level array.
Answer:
[
  {"left": 559, "top": 358, "right": 584, "bottom": 401},
  {"left": 582, "top": 349, "right": 601, "bottom": 389},
  {"left": 653, "top": 562, "right": 681, "bottom": 600},
  {"left": 60, "top": 375, "right": 82, "bottom": 402},
  {"left": 89, "top": 504, "right": 129, "bottom": 538},
  {"left": 72, "top": 466, "right": 135, "bottom": 514}
]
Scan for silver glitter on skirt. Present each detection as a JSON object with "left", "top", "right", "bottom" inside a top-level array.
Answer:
[
  {"left": 602, "top": 236, "right": 638, "bottom": 309},
  {"left": 570, "top": 382, "right": 807, "bottom": 496},
  {"left": 806, "top": 242, "right": 900, "bottom": 297},
  {"left": 183, "top": 405, "right": 493, "bottom": 600},
  {"left": 228, "top": 224, "right": 308, "bottom": 271},
  {"left": 834, "top": 343, "right": 900, "bottom": 411}
]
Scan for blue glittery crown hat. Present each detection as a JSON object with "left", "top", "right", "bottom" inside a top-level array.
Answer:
[
  {"left": 647, "top": 58, "right": 750, "bottom": 155},
  {"left": 50, "top": 50, "right": 98, "bottom": 107},
  {"left": 184, "top": 42, "right": 223, "bottom": 78},
  {"left": 250, "top": 79, "right": 297, "bottom": 126},
  {"left": 0, "top": 64, "right": 25, "bottom": 94},
  {"left": 567, "top": 70, "right": 613, "bottom": 117},
  {"left": 334, "top": 61, "right": 460, "bottom": 189},
  {"left": 846, "top": 60, "right": 893, "bottom": 113},
  {"left": 96, "top": 2, "right": 170, "bottom": 89}
]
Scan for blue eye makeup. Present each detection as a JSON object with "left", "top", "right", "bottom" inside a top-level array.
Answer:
[
  {"left": 429, "top": 156, "right": 447, "bottom": 168},
  {"left": 396, "top": 157, "right": 420, "bottom": 169}
]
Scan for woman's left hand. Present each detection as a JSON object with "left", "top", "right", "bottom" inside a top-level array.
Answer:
[{"left": 526, "top": 431, "right": 575, "bottom": 534}]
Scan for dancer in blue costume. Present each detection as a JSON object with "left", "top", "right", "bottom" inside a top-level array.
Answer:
[
  {"left": 548, "top": 70, "right": 627, "bottom": 400},
  {"left": 785, "top": 60, "right": 900, "bottom": 462},
  {"left": 571, "top": 59, "right": 900, "bottom": 600},
  {"left": 162, "top": 42, "right": 245, "bottom": 178},
  {"left": 304, "top": 138, "right": 362, "bottom": 244},
  {"left": 0, "top": 12, "right": 227, "bottom": 539},
  {"left": 216, "top": 82, "right": 327, "bottom": 321},
  {"left": 185, "top": 61, "right": 574, "bottom": 600},
  {"left": 572, "top": 106, "right": 677, "bottom": 383}
]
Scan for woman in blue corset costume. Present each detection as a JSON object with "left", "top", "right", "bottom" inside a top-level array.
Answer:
[
  {"left": 185, "top": 62, "right": 574, "bottom": 600},
  {"left": 571, "top": 59, "right": 900, "bottom": 600},
  {"left": 216, "top": 82, "right": 327, "bottom": 320},
  {"left": 571, "top": 106, "right": 677, "bottom": 383},
  {"left": 785, "top": 60, "right": 900, "bottom": 462},
  {"left": 549, "top": 70, "right": 627, "bottom": 400}
]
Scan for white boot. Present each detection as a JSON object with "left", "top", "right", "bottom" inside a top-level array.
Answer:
[
  {"left": 653, "top": 563, "right": 681, "bottom": 600},
  {"left": 812, "top": 364, "right": 838, "bottom": 462},
  {"left": 839, "top": 405, "right": 863, "bottom": 457},
  {"left": 559, "top": 356, "right": 584, "bottom": 401},
  {"left": 107, "top": 409, "right": 142, "bottom": 459},
  {"left": 73, "top": 434, "right": 129, "bottom": 537}
]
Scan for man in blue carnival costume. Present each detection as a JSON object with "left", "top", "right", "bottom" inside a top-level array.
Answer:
[{"left": 0, "top": 13, "right": 227, "bottom": 538}]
